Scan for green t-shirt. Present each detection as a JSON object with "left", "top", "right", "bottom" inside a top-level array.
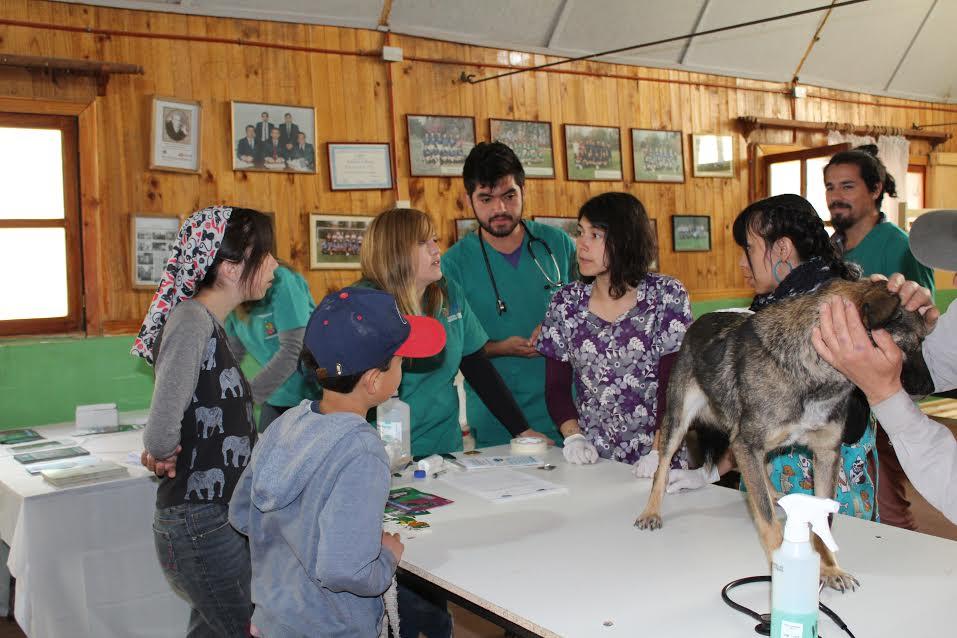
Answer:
[
  {"left": 442, "top": 220, "right": 577, "bottom": 447},
  {"left": 354, "top": 278, "right": 488, "bottom": 456},
  {"left": 225, "top": 266, "right": 318, "bottom": 407},
  {"left": 845, "top": 221, "right": 935, "bottom": 293}
]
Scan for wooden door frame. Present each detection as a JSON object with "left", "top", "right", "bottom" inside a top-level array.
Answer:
[{"left": 0, "top": 96, "right": 103, "bottom": 336}]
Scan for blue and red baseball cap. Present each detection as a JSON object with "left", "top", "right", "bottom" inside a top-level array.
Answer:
[{"left": 304, "top": 287, "right": 446, "bottom": 377}]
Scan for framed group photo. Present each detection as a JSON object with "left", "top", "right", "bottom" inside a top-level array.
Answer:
[
  {"left": 671, "top": 215, "right": 711, "bottom": 252},
  {"left": 532, "top": 215, "right": 578, "bottom": 239},
  {"left": 150, "top": 97, "right": 201, "bottom": 173},
  {"left": 327, "top": 143, "right": 393, "bottom": 191},
  {"left": 691, "top": 134, "right": 734, "bottom": 178},
  {"left": 131, "top": 214, "right": 181, "bottom": 289},
  {"left": 632, "top": 129, "right": 684, "bottom": 183},
  {"left": 490, "top": 119, "right": 554, "bottom": 178},
  {"left": 563, "top": 124, "right": 623, "bottom": 181},
  {"left": 309, "top": 214, "right": 374, "bottom": 270},
  {"left": 232, "top": 101, "right": 317, "bottom": 174},
  {"left": 407, "top": 115, "right": 476, "bottom": 177}
]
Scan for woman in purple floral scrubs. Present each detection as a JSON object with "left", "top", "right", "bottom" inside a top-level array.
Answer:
[{"left": 536, "top": 192, "right": 693, "bottom": 470}]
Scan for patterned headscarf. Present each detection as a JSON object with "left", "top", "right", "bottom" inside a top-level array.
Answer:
[{"left": 131, "top": 206, "right": 232, "bottom": 364}]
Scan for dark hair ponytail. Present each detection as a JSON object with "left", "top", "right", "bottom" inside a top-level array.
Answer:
[
  {"left": 825, "top": 144, "right": 896, "bottom": 219},
  {"left": 732, "top": 194, "right": 857, "bottom": 281}
]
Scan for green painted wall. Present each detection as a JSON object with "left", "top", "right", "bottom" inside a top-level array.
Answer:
[{"left": 2, "top": 289, "right": 953, "bottom": 430}]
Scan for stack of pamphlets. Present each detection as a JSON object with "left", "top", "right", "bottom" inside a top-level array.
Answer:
[
  {"left": 14, "top": 446, "right": 89, "bottom": 465},
  {"left": 41, "top": 460, "right": 128, "bottom": 487},
  {"left": 0, "top": 429, "right": 43, "bottom": 445}
]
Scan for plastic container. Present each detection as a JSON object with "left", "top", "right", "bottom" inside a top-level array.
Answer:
[
  {"left": 377, "top": 394, "right": 411, "bottom": 471},
  {"left": 770, "top": 494, "right": 840, "bottom": 638}
]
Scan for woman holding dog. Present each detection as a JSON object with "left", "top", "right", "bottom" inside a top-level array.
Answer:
[
  {"left": 536, "top": 192, "right": 693, "bottom": 469},
  {"left": 671, "top": 193, "right": 881, "bottom": 520}
]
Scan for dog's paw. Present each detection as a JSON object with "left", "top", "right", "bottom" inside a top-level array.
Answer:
[
  {"left": 820, "top": 566, "right": 859, "bottom": 593},
  {"left": 634, "top": 513, "right": 662, "bottom": 530}
]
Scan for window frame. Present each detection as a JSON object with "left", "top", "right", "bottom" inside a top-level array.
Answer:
[{"left": 0, "top": 112, "right": 84, "bottom": 336}]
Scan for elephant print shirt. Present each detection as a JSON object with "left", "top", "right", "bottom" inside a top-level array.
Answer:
[{"left": 147, "top": 300, "right": 257, "bottom": 508}]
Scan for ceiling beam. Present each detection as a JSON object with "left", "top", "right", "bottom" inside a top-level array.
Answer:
[
  {"left": 883, "top": 0, "right": 937, "bottom": 92},
  {"left": 545, "top": 0, "right": 574, "bottom": 49},
  {"left": 678, "top": 0, "right": 711, "bottom": 65}
]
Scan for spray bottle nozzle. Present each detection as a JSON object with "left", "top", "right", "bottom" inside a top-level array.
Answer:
[{"left": 778, "top": 493, "right": 840, "bottom": 552}]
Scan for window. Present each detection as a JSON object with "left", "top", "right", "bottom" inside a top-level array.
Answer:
[
  {"left": 763, "top": 143, "right": 851, "bottom": 231},
  {"left": 906, "top": 164, "right": 926, "bottom": 211},
  {"left": 0, "top": 113, "right": 82, "bottom": 336}
]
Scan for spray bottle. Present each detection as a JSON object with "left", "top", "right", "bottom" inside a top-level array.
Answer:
[
  {"left": 376, "top": 393, "right": 411, "bottom": 472},
  {"left": 771, "top": 493, "right": 840, "bottom": 638}
]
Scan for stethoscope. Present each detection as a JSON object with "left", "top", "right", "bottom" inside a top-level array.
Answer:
[{"left": 478, "top": 220, "right": 564, "bottom": 315}]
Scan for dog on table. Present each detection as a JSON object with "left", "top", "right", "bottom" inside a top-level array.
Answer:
[{"left": 634, "top": 279, "right": 934, "bottom": 591}]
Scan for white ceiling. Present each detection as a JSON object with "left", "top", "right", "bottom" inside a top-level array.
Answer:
[{"left": 61, "top": 0, "right": 957, "bottom": 103}]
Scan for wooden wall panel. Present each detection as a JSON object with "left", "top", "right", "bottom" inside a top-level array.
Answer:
[{"left": 1, "top": 0, "right": 956, "bottom": 332}]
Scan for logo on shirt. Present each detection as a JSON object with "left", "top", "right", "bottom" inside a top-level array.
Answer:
[{"left": 264, "top": 320, "right": 277, "bottom": 337}]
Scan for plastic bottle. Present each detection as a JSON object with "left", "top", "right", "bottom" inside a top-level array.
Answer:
[
  {"left": 376, "top": 393, "right": 411, "bottom": 471},
  {"left": 771, "top": 493, "right": 840, "bottom": 638}
]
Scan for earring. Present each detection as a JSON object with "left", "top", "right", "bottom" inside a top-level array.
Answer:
[{"left": 772, "top": 259, "right": 793, "bottom": 284}]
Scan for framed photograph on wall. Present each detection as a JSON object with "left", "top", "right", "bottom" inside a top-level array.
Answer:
[
  {"left": 671, "top": 215, "right": 711, "bottom": 252},
  {"left": 131, "top": 214, "right": 181, "bottom": 289},
  {"left": 327, "top": 143, "right": 393, "bottom": 191},
  {"left": 649, "top": 218, "right": 659, "bottom": 271},
  {"left": 563, "top": 124, "right": 623, "bottom": 181},
  {"left": 632, "top": 129, "right": 684, "bottom": 183},
  {"left": 532, "top": 215, "right": 578, "bottom": 240},
  {"left": 309, "top": 214, "right": 374, "bottom": 270},
  {"left": 490, "top": 119, "right": 554, "bottom": 178},
  {"left": 454, "top": 218, "right": 479, "bottom": 242},
  {"left": 231, "top": 101, "right": 317, "bottom": 174},
  {"left": 691, "top": 134, "right": 734, "bottom": 178},
  {"left": 407, "top": 115, "right": 476, "bottom": 177},
  {"left": 150, "top": 97, "right": 201, "bottom": 173}
]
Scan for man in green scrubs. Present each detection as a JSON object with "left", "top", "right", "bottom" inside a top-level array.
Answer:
[
  {"left": 442, "top": 142, "right": 576, "bottom": 448},
  {"left": 824, "top": 146, "right": 935, "bottom": 531}
]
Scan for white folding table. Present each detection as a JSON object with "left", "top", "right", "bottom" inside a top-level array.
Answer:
[
  {"left": 0, "top": 420, "right": 187, "bottom": 637},
  {"left": 396, "top": 445, "right": 957, "bottom": 637}
]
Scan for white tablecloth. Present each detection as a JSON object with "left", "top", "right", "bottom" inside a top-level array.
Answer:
[
  {"left": 0, "top": 420, "right": 188, "bottom": 637},
  {"left": 397, "top": 445, "right": 957, "bottom": 637}
]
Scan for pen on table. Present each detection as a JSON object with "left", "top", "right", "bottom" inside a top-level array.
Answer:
[{"left": 432, "top": 468, "right": 449, "bottom": 479}]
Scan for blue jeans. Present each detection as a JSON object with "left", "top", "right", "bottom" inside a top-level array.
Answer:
[{"left": 153, "top": 503, "right": 253, "bottom": 638}]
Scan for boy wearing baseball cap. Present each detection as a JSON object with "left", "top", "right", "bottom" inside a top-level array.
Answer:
[
  {"left": 229, "top": 287, "right": 446, "bottom": 637},
  {"left": 814, "top": 210, "right": 957, "bottom": 524}
]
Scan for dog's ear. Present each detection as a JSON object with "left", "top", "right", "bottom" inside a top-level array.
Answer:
[{"left": 858, "top": 284, "right": 901, "bottom": 330}]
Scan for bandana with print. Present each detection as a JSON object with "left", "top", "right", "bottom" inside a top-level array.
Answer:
[{"left": 131, "top": 206, "right": 232, "bottom": 364}]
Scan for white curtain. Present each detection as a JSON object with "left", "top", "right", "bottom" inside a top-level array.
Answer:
[{"left": 826, "top": 131, "right": 909, "bottom": 224}]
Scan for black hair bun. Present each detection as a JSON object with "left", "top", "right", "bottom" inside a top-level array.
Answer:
[{"left": 855, "top": 144, "right": 879, "bottom": 158}]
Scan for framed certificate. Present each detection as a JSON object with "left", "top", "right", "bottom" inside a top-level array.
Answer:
[
  {"left": 149, "top": 97, "right": 201, "bottom": 173},
  {"left": 327, "top": 143, "right": 393, "bottom": 190}
]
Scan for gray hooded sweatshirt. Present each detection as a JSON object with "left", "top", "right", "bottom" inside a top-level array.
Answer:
[{"left": 229, "top": 400, "right": 397, "bottom": 637}]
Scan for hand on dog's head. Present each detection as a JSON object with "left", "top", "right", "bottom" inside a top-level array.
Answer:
[{"left": 835, "top": 280, "right": 935, "bottom": 397}]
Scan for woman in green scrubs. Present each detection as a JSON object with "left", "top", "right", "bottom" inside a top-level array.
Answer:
[{"left": 356, "top": 208, "right": 551, "bottom": 457}]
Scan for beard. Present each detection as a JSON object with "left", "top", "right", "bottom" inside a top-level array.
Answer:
[
  {"left": 477, "top": 213, "right": 519, "bottom": 238},
  {"left": 829, "top": 204, "right": 855, "bottom": 232}
]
